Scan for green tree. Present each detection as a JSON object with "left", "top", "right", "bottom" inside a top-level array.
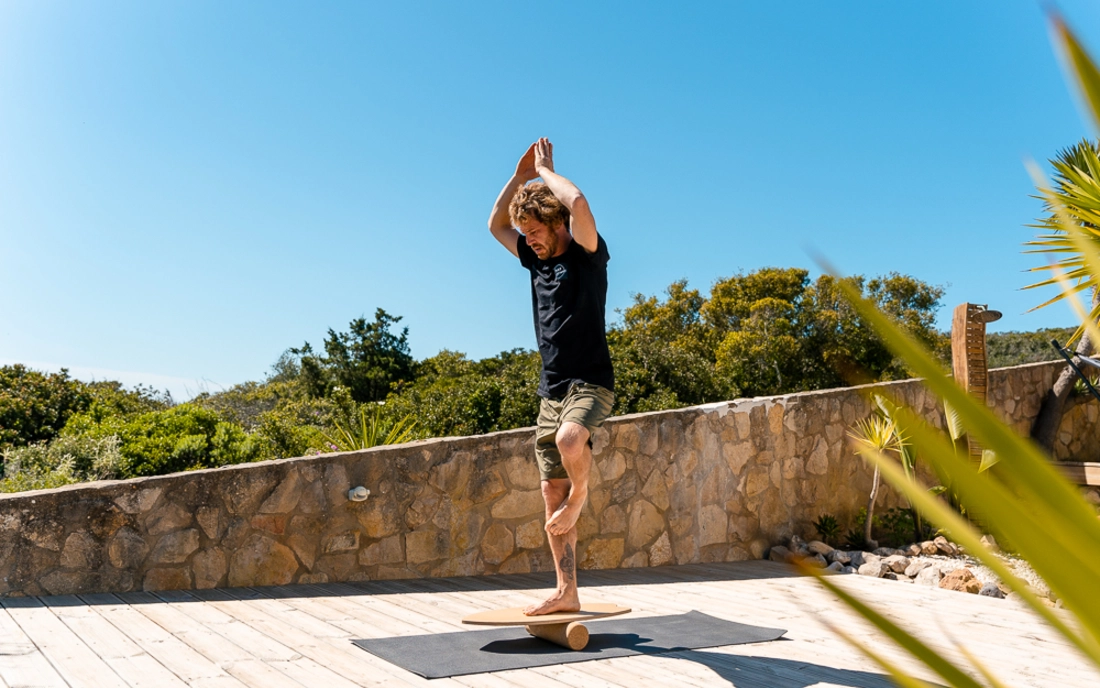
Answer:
[
  {"left": 0, "top": 365, "right": 89, "bottom": 449},
  {"left": 382, "top": 349, "right": 541, "bottom": 438},
  {"left": 987, "top": 327, "right": 1075, "bottom": 368},
  {"left": 608, "top": 280, "right": 718, "bottom": 414},
  {"left": 66, "top": 404, "right": 261, "bottom": 477},
  {"left": 291, "top": 309, "right": 415, "bottom": 403}
]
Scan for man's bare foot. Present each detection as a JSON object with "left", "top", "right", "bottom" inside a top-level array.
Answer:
[
  {"left": 545, "top": 498, "right": 584, "bottom": 536},
  {"left": 523, "top": 589, "right": 580, "bottom": 616}
]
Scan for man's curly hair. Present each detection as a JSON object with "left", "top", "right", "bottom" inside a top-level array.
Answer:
[{"left": 509, "top": 182, "right": 569, "bottom": 230}]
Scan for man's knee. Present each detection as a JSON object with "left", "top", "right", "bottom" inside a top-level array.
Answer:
[{"left": 555, "top": 422, "right": 590, "bottom": 458}]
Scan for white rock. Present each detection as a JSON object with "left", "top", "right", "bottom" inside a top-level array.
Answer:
[
  {"left": 980, "top": 534, "right": 1000, "bottom": 553},
  {"left": 904, "top": 560, "right": 933, "bottom": 578},
  {"left": 914, "top": 566, "right": 944, "bottom": 586},
  {"left": 850, "top": 551, "right": 879, "bottom": 569},
  {"left": 883, "top": 555, "right": 910, "bottom": 573},
  {"left": 858, "top": 562, "right": 889, "bottom": 577},
  {"left": 768, "top": 545, "right": 792, "bottom": 563}
]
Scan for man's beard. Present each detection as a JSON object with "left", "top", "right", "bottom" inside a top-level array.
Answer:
[{"left": 536, "top": 231, "right": 559, "bottom": 258}]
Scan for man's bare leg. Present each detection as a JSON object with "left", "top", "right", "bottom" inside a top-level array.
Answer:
[
  {"left": 545, "top": 422, "right": 591, "bottom": 536},
  {"left": 524, "top": 478, "right": 580, "bottom": 615}
]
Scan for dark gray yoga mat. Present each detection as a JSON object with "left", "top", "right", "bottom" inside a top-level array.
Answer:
[{"left": 352, "top": 610, "right": 787, "bottom": 679}]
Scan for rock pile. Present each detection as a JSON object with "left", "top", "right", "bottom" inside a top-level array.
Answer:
[{"left": 768, "top": 534, "right": 1041, "bottom": 601}]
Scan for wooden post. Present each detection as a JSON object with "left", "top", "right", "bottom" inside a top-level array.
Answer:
[{"left": 950, "top": 302, "right": 991, "bottom": 465}]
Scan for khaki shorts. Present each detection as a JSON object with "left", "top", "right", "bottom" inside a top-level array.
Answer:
[{"left": 534, "top": 382, "right": 615, "bottom": 481}]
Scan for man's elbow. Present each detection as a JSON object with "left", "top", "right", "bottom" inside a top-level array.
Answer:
[{"left": 568, "top": 193, "right": 589, "bottom": 215}]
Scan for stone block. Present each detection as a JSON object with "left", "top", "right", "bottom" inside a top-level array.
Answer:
[
  {"left": 147, "top": 502, "right": 193, "bottom": 536},
  {"left": 192, "top": 548, "right": 227, "bottom": 588},
  {"left": 406, "top": 530, "right": 449, "bottom": 565},
  {"left": 218, "top": 471, "right": 277, "bottom": 515},
  {"left": 600, "top": 505, "right": 626, "bottom": 534},
  {"left": 322, "top": 531, "right": 360, "bottom": 554},
  {"left": 580, "top": 538, "right": 624, "bottom": 570},
  {"left": 743, "top": 467, "right": 770, "bottom": 498},
  {"left": 113, "top": 487, "right": 162, "bottom": 514},
  {"left": 151, "top": 529, "right": 200, "bottom": 565},
  {"left": 481, "top": 523, "right": 515, "bottom": 565},
  {"left": 41, "top": 570, "right": 99, "bottom": 596},
  {"left": 622, "top": 552, "right": 648, "bottom": 568},
  {"left": 498, "top": 552, "right": 531, "bottom": 575},
  {"left": 108, "top": 528, "right": 149, "bottom": 570},
  {"left": 627, "top": 500, "right": 664, "bottom": 550},
  {"left": 641, "top": 471, "right": 670, "bottom": 511},
  {"left": 313, "top": 553, "right": 358, "bottom": 581},
  {"left": 322, "top": 463, "right": 349, "bottom": 508},
  {"left": 515, "top": 519, "right": 545, "bottom": 550},
  {"left": 490, "top": 490, "right": 544, "bottom": 520},
  {"left": 250, "top": 515, "right": 287, "bottom": 535},
  {"left": 649, "top": 532, "right": 673, "bottom": 566},
  {"left": 297, "top": 481, "right": 326, "bottom": 514},
  {"left": 468, "top": 470, "right": 507, "bottom": 505},
  {"left": 196, "top": 506, "right": 222, "bottom": 540},
  {"left": 600, "top": 451, "right": 627, "bottom": 482},
  {"left": 359, "top": 535, "right": 404, "bottom": 566},
  {"left": 358, "top": 501, "right": 401, "bottom": 539},
  {"left": 697, "top": 505, "right": 727, "bottom": 548},
  {"left": 143, "top": 568, "right": 193, "bottom": 592},
  {"left": 503, "top": 455, "right": 540, "bottom": 491},
  {"left": 615, "top": 424, "right": 641, "bottom": 453},
  {"left": 60, "top": 532, "right": 101, "bottom": 569},
  {"left": 228, "top": 535, "right": 299, "bottom": 587},
  {"left": 404, "top": 490, "right": 441, "bottom": 530},
  {"left": 258, "top": 469, "right": 303, "bottom": 513}
]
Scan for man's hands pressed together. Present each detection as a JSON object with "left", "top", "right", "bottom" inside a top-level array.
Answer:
[
  {"left": 515, "top": 142, "right": 538, "bottom": 183},
  {"left": 534, "top": 137, "right": 554, "bottom": 176}
]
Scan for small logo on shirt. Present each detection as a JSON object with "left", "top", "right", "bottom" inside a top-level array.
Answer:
[{"left": 554, "top": 264, "right": 568, "bottom": 281}]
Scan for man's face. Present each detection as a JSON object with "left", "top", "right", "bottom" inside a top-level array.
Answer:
[{"left": 519, "top": 218, "right": 560, "bottom": 260}]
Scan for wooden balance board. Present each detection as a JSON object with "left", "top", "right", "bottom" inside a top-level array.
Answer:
[{"left": 461, "top": 603, "right": 631, "bottom": 650}]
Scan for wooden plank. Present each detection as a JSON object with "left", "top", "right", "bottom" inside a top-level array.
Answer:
[
  {"left": 0, "top": 604, "right": 69, "bottom": 688},
  {"left": 148, "top": 590, "right": 301, "bottom": 663},
  {"left": 88, "top": 592, "right": 249, "bottom": 687},
  {"left": 1, "top": 597, "right": 129, "bottom": 688},
  {"left": 44, "top": 595, "right": 190, "bottom": 688},
  {"left": 183, "top": 587, "right": 455, "bottom": 688}
]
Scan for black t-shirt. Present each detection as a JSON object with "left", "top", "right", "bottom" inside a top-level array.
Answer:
[{"left": 518, "top": 233, "right": 615, "bottom": 399}]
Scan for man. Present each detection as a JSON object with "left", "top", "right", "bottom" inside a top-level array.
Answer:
[{"left": 487, "top": 138, "right": 615, "bottom": 615}]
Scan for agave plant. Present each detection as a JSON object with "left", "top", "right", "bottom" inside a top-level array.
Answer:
[
  {"left": 797, "top": 17, "right": 1100, "bottom": 685},
  {"left": 320, "top": 403, "right": 418, "bottom": 452}
]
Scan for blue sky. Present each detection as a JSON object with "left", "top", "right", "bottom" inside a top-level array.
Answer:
[{"left": 3, "top": 1, "right": 1100, "bottom": 399}]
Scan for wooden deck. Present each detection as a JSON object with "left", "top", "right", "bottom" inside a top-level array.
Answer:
[{"left": 1, "top": 560, "right": 1095, "bottom": 687}]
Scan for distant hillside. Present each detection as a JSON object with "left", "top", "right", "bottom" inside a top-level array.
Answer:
[{"left": 986, "top": 327, "right": 1076, "bottom": 369}]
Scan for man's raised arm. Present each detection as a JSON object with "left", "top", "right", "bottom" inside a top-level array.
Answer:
[
  {"left": 488, "top": 143, "right": 538, "bottom": 258},
  {"left": 533, "top": 138, "right": 598, "bottom": 253}
]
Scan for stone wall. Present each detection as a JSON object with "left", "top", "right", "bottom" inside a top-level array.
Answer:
[{"left": 1, "top": 360, "right": 1094, "bottom": 597}]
